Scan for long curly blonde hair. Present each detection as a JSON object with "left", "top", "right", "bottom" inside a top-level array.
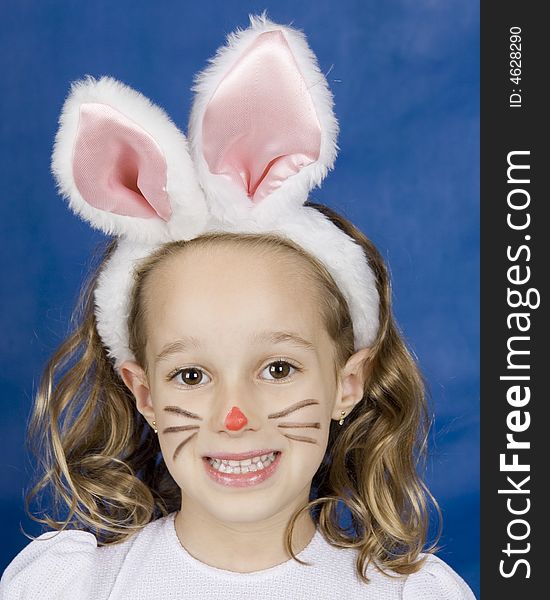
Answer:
[{"left": 24, "top": 201, "right": 440, "bottom": 582}]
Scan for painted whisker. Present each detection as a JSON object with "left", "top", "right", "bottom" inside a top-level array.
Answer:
[
  {"left": 173, "top": 431, "right": 198, "bottom": 461},
  {"left": 268, "top": 399, "right": 320, "bottom": 419},
  {"left": 163, "top": 425, "right": 201, "bottom": 434},
  {"left": 278, "top": 422, "right": 321, "bottom": 429},
  {"left": 283, "top": 433, "right": 318, "bottom": 444},
  {"left": 164, "top": 406, "right": 202, "bottom": 420}
]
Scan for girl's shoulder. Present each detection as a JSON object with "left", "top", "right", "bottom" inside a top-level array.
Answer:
[
  {"left": 0, "top": 528, "right": 124, "bottom": 600},
  {"left": 0, "top": 529, "right": 97, "bottom": 599},
  {"left": 401, "top": 553, "right": 477, "bottom": 600}
]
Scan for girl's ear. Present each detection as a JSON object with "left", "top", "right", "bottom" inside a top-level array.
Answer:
[
  {"left": 332, "top": 347, "right": 372, "bottom": 420},
  {"left": 51, "top": 75, "right": 208, "bottom": 244},
  {"left": 118, "top": 360, "right": 155, "bottom": 421},
  {"left": 187, "top": 13, "right": 339, "bottom": 221}
]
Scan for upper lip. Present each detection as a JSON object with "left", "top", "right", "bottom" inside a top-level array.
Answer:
[{"left": 204, "top": 449, "right": 281, "bottom": 460}]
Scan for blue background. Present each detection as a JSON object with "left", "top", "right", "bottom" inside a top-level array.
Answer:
[{"left": 0, "top": 0, "right": 479, "bottom": 595}]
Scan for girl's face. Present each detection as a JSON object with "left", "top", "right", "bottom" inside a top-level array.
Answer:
[{"left": 122, "top": 243, "right": 365, "bottom": 527}]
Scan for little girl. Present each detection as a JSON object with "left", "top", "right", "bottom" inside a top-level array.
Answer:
[{"left": 0, "top": 12, "right": 476, "bottom": 599}]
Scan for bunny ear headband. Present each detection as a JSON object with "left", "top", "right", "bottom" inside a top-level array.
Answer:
[{"left": 51, "top": 12, "right": 379, "bottom": 370}]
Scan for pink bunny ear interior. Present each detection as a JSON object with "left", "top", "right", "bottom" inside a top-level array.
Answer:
[
  {"left": 73, "top": 103, "right": 172, "bottom": 220},
  {"left": 202, "top": 30, "right": 322, "bottom": 203}
]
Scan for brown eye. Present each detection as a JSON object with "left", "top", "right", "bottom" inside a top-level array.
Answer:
[
  {"left": 262, "top": 360, "right": 300, "bottom": 382},
  {"left": 173, "top": 367, "right": 211, "bottom": 387}
]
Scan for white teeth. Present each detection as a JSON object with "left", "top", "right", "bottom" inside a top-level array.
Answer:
[{"left": 207, "top": 452, "right": 278, "bottom": 474}]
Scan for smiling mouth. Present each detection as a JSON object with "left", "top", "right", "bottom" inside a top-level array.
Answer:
[
  {"left": 204, "top": 449, "right": 281, "bottom": 461},
  {"left": 205, "top": 451, "right": 280, "bottom": 474}
]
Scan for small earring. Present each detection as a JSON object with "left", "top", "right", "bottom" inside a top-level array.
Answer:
[
  {"left": 151, "top": 420, "right": 158, "bottom": 434},
  {"left": 338, "top": 411, "right": 346, "bottom": 426}
]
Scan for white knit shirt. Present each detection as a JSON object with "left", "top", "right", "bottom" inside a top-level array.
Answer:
[{"left": 0, "top": 512, "right": 476, "bottom": 599}]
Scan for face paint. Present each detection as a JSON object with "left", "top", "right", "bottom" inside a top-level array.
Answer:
[
  {"left": 162, "top": 405, "right": 203, "bottom": 461},
  {"left": 224, "top": 405, "right": 248, "bottom": 430},
  {"left": 268, "top": 398, "right": 321, "bottom": 445},
  {"left": 202, "top": 398, "right": 323, "bottom": 488}
]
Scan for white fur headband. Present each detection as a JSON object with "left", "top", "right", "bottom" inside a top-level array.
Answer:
[{"left": 51, "top": 12, "right": 379, "bottom": 369}]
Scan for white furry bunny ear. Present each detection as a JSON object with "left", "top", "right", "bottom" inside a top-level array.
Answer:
[
  {"left": 51, "top": 75, "right": 208, "bottom": 244},
  {"left": 187, "top": 12, "right": 339, "bottom": 222}
]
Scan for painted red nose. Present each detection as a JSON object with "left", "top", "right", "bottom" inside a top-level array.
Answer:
[{"left": 224, "top": 406, "right": 248, "bottom": 431}]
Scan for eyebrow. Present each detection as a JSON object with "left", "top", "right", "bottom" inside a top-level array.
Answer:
[{"left": 155, "top": 330, "right": 315, "bottom": 364}]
